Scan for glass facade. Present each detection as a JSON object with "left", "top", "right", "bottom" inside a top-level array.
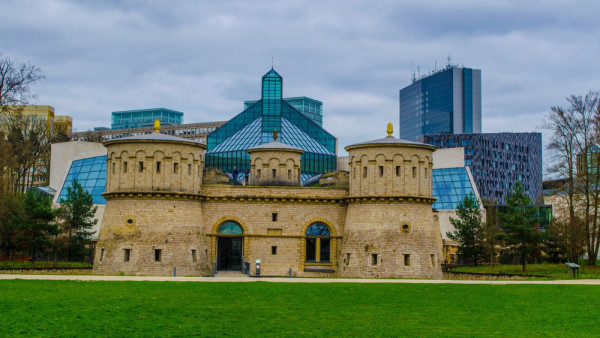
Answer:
[
  {"left": 245, "top": 96, "right": 323, "bottom": 127},
  {"left": 207, "top": 69, "right": 337, "bottom": 182},
  {"left": 432, "top": 167, "right": 476, "bottom": 210},
  {"left": 111, "top": 108, "right": 183, "bottom": 130},
  {"left": 58, "top": 156, "right": 107, "bottom": 205},
  {"left": 422, "top": 132, "right": 543, "bottom": 205},
  {"left": 399, "top": 67, "right": 481, "bottom": 141}
]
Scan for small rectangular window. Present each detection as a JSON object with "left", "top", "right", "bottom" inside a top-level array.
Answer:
[
  {"left": 288, "top": 170, "right": 291, "bottom": 180},
  {"left": 424, "top": 167, "right": 428, "bottom": 178},
  {"left": 272, "top": 169, "right": 277, "bottom": 178},
  {"left": 123, "top": 161, "right": 128, "bottom": 173},
  {"left": 192, "top": 250, "right": 197, "bottom": 262},
  {"left": 372, "top": 254, "right": 378, "bottom": 266},
  {"left": 100, "top": 248, "right": 105, "bottom": 262},
  {"left": 188, "top": 164, "right": 192, "bottom": 175},
  {"left": 431, "top": 254, "right": 435, "bottom": 267},
  {"left": 353, "top": 167, "right": 356, "bottom": 179},
  {"left": 138, "top": 161, "right": 144, "bottom": 173},
  {"left": 363, "top": 166, "right": 367, "bottom": 178},
  {"left": 271, "top": 246, "right": 277, "bottom": 255},
  {"left": 174, "top": 163, "right": 179, "bottom": 174},
  {"left": 378, "top": 166, "right": 384, "bottom": 177},
  {"left": 156, "top": 161, "right": 161, "bottom": 173},
  {"left": 272, "top": 213, "right": 278, "bottom": 222},
  {"left": 124, "top": 249, "right": 130, "bottom": 262},
  {"left": 404, "top": 254, "right": 411, "bottom": 266},
  {"left": 345, "top": 253, "right": 350, "bottom": 265},
  {"left": 257, "top": 169, "right": 261, "bottom": 177},
  {"left": 154, "top": 249, "right": 162, "bottom": 262},
  {"left": 395, "top": 166, "right": 400, "bottom": 176},
  {"left": 412, "top": 167, "right": 416, "bottom": 178}
]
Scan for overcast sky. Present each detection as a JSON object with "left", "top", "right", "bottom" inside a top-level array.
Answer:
[{"left": 2, "top": 0, "right": 599, "bottom": 157}]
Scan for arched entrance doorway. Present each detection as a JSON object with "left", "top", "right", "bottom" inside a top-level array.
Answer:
[{"left": 217, "top": 221, "right": 243, "bottom": 271}]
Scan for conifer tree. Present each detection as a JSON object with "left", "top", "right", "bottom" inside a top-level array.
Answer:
[
  {"left": 447, "top": 193, "right": 484, "bottom": 266},
  {"left": 17, "top": 190, "right": 57, "bottom": 262},
  {"left": 498, "top": 181, "right": 541, "bottom": 272},
  {"left": 57, "top": 180, "right": 97, "bottom": 260}
]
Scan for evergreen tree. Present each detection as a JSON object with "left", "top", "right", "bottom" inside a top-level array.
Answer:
[
  {"left": 498, "top": 181, "right": 541, "bottom": 272},
  {"left": 0, "top": 192, "right": 23, "bottom": 257},
  {"left": 447, "top": 193, "right": 484, "bottom": 266},
  {"left": 17, "top": 190, "right": 57, "bottom": 262},
  {"left": 57, "top": 180, "right": 97, "bottom": 260}
]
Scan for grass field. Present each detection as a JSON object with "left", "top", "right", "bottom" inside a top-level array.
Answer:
[
  {"left": 0, "top": 280, "right": 599, "bottom": 336},
  {"left": 452, "top": 263, "right": 600, "bottom": 279}
]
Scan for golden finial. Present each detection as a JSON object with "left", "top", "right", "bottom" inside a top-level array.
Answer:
[
  {"left": 154, "top": 119, "right": 160, "bottom": 133},
  {"left": 387, "top": 122, "right": 393, "bottom": 137},
  {"left": 273, "top": 129, "right": 278, "bottom": 141}
]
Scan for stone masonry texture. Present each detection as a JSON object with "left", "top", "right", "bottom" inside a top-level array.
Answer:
[{"left": 93, "top": 135, "right": 443, "bottom": 278}]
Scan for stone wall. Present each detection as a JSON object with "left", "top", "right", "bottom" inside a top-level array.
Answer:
[
  {"left": 106, "top": 141, "right": 205, "bottom": 194},
  {"left": 338, "top": 202, "right": 442, "bottom": 279},
  {"left": 347, "top": 145, "right": 433, "bottom": 198},
  {"left": 93, "top": 136, "right": 444, "bottom": 279},
  {"left": 201, "top": 185, "right": 347, "bottom": 277},
  {"left": 249, "top": 149, "right": 302, "bottom": 186},
  {"left": 93, "top": 197, "right": 211, "bottom": 276}
]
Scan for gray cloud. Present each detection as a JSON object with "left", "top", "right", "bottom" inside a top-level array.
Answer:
[{"left": 1, "top": 0, "right": 599, "bottom": 158}]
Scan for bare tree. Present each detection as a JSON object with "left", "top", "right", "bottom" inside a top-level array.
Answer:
[
  {"left": 546, "top": 91, "right": 600, "bottom": 265},
  {"left": 0, "top": 54, "right": 44, "bottom": 108}
]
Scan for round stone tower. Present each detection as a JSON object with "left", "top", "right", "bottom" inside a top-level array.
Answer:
[
  {"left": 93, "top": 120, "right": 211, "bottom": 276},
  {"left": 338, "top": 123, "right": 443, "bottom": 279},
  {"left": 247, "top": 131, "right": 304, "bottom": 186}
]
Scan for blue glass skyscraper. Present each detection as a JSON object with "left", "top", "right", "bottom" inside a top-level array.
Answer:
[
  {"left": 399, "top": 66, "right": 482, "bottom": 141},
  {"left": 206, "top": 69, "right": 337, "bottom": 182}
]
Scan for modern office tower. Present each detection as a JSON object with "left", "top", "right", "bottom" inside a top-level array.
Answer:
[
  {"left": 244, "top": 96, "right": 323, "bottom": 127},
  {"left": 421, "top": 132, "right": 543, "bottom": 204},
  {"left": 207, "top": 69, "right": 337, "bottom": 182},
  {"left": 111, "top": 108, "right": 183, "bottom": 129},
  {"left": 400, "top": 66, "right": 482, "bottom": 141}
]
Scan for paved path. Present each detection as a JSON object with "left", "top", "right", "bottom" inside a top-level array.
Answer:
[{"left": 1, "top": 274, "right": 599, "bottom": 284}]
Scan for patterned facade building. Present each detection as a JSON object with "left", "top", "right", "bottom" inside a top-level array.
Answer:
[{"left": 420, "top": 133, "right": 543, "bottom": 204}]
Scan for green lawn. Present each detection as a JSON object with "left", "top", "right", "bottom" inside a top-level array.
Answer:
[
  {"left": 0, "top": 281, "right": 598, "bottom": 336},
  {"left": 452, "top": 263, "right": 600, "bottom": 279}
]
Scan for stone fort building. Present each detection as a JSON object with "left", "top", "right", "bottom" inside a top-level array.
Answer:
[{"left": 93, "top": 122, "right": 443, "bottom": 278}]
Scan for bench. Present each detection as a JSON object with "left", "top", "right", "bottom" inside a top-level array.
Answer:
[{"left": 565, "top": 262, "right": 581, "bottom": 278}]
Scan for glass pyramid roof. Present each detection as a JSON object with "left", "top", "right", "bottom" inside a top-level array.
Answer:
[{"left": 207, "top": 117, "right": 334, "bottom": 156}]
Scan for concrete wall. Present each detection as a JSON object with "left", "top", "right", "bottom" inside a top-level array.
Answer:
[
  {"left": 50, "top": 141, "right": 107, "bottom": 193},
  {"left": 432, "top": 147, "right": 464, "bottom": 169}
]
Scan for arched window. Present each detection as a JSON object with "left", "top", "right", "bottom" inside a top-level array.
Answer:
[
  {"left": 305, "top": 222, "right": 331, "bottom": 262},
  {"left": 218, "top": 221, "right": 242, "bottom": 235}
]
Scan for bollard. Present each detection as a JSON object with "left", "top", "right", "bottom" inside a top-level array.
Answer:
[{"left": 173, "top": 267, "right": 176, "bottom": 277}]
